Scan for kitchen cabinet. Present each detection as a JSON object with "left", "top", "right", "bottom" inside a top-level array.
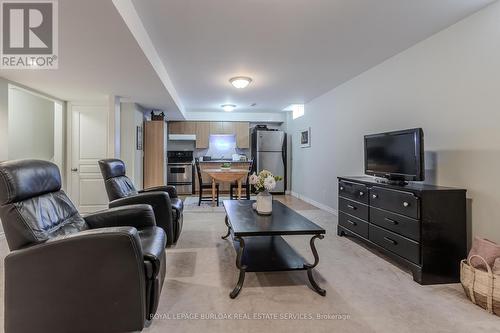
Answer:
[
  {"left": 222, "top": 122, "right": 234, "bottom": 134},
  {"left": 235, "top": 122, "right": 250, "bottom": 148},
  {"left": 209, "top": 121, "right": 223, "bottom": 134},
  {"left": 209, "top": 121, "right": 235, "bottom": 135},
  {"left": 184, "top": 122, "right": 196, "bottom": 134},
  {"left": 144, "top": 121, "right": 166, "bottom": 188},
  {"left": 168, "top": 121, "right": 250, "bottom": 148},
  {"left": 195, "top": 121, "right": 210, "bottom": 148},
  {"left": 168, "top": 121, "right": 183, "bottom": 134},
  {"left": 168, "top": 121, "right": 195, "bottom": 134}
]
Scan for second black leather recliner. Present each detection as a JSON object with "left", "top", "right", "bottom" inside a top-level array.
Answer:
[{"left": 98, "top": 159, "right": 183, "bottom": 246}]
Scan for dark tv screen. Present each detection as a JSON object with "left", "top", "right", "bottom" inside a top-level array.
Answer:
[{"left": 364, "top": 128, "right": 423, "bottom": 181}]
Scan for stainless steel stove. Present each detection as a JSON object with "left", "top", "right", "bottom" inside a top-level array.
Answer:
[{"left": 167, "top": 151, "right": 194, "bottom": 194}]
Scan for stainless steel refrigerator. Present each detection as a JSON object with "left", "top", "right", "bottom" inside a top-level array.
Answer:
[{"left": 251, "top": 128, "right": 287, "bottom": 194}]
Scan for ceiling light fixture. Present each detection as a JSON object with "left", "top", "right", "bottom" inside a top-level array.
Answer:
[
  {"left": 221, "top": 104, "right": 236, "bottom": 112},
  {"left": 229, "top": 76, "right": 252, "bottom": 89}
]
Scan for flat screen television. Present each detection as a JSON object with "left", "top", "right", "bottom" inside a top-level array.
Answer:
[{"left": 364, "top": 128, "right": 424, "bottom": 183}]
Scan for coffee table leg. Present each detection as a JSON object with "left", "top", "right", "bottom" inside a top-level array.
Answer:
[
  {"left": 230, "top": 237, "right": 247, "bottom": 299},
  {"left": 222, "top": 215, "right": 231, "bottom": 239},
  {"left": 304, "top": 234, "right": 326, "bottom": 296}
]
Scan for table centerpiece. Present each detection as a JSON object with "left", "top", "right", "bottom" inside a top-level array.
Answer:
[{"left": 249, "top": 170, "right": 282, "bottom": 215}]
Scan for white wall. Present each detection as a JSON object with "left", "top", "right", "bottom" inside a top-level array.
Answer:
[
  {"left": 8, "top": 88, "right": 55, "bottom": 161},
  {"left": 288, "top": 2, "right": 500, "bottom": 242},
  {"left": 120, "top": 103, "right": 144, "bottom": 189},
  {"left": 0, "top": 81, "right": 66, "bottom": 234}
]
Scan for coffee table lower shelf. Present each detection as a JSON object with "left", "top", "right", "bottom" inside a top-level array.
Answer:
[
  {"left": 233, "top": 236, "right": 308, "bottom": 272},
  {"left": 226, "top": 234, "right": 326, "bottom": 298}
]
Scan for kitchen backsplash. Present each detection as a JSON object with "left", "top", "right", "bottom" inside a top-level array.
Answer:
[{"left": 167, "top": 139, "right": 249, "bottom": 159}]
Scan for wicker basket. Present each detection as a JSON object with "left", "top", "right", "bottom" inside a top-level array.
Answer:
[{"left": 461, "top": 255, "right": 500, "bottom": 316}]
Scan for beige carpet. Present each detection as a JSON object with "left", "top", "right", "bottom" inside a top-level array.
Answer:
[
  {"left": 1, "top": 198, "right": 499, "bottom": 332},
  {"left": 148, "top": 202, "right": 500, "bottom": 333}
]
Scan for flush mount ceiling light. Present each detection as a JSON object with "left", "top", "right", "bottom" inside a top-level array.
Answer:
[
  {"left": 221, "top": 104, "right": 236, "bottom": 112},
  {"left": 229, "top": 76, "right": 252, "bottom": 89}
]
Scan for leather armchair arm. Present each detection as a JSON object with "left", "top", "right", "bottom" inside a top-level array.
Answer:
[
  {"left": 84, "top": 204, "right": 156, "bottom": 229},
  {"left": 109, "top": 192, "right": 173, "bottom": 243},
  {"left": 4, "top": 227, "right": 146, "bottom": 332},
  {"left": 140, "top": 185, "right": 178, "bottom": 198}
]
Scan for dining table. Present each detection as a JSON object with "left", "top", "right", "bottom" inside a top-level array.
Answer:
[{"left": 202, "top": 168, "right": 250, "bottom": 206}]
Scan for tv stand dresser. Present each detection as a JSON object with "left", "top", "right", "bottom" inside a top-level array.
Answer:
[{"left": 337, "top": 176, "right": 467, "bottom": 284}]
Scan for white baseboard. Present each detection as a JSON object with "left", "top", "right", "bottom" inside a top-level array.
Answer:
[{"left": 290, "top": 191, "right": 338, "bottom": 216}]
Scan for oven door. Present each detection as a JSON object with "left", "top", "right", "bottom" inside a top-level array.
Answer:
[
  {"left": 167, "top": 163, "right": 193, "bottom": 184},
  {"left": 171, "top": 183, "right": 192, "bottom": 195}
]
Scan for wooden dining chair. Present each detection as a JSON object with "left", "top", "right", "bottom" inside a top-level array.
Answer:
[
  {"left": 230, "top": 161, "right": 253, "bottom": 200},
  {"left": 195, "top": 158, "right": 220, "bottom": 206}
]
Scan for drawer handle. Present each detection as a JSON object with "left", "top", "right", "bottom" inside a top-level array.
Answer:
[
  {"left": 359, "top": 191, "right": 365, "bottom": 196},
  {"left": 372, "top": 194, "right": 378, "bottom": 199},
  {"left": 383, "top": 237, "right": 397, "bottom": 245},
  {"left": 347, "top": 204, "right": 357, "bottom": 210},
  {"left": 340, "top": 186, "right": 344, "bottom": 191},
  {"left": 403, "top": 201, "right": 410, "bottom": 207},
  {"left": 347, "top": 219, "right": 357, "bottom": 226},
  {"left": 385, "top": 217, "right": 399, "bottom": 225}
]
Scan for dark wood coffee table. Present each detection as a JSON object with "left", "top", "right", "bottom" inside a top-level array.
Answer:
[{"left": 222, "top": 200, "right": 326, "bottom": 298}]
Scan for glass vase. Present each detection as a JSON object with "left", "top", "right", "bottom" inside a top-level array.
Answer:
[{"left": 256, "top": 190, "right": 273, "bottom": 215}]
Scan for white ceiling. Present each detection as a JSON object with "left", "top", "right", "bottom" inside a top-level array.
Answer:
[
  {"left": 0, "top": 0, "right": 495, "bottom": 118},
  {"left": 0, "top": 0, "right": 182, "bottom": 117},
  {"left": 130, "top": 0, "right": 494, "bottom": 113}
]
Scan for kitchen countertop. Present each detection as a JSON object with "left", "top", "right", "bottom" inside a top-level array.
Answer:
[{"left": 199, "top": 160, "right": 252, "bottom": 163}]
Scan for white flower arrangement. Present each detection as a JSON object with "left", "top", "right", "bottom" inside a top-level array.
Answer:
[{"left": 249, "top": 169, "right": 282, "bottom": 192}]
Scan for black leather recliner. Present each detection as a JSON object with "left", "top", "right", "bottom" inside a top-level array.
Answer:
[
  {"left": 98, "top": 159, "right": 183, "bottom": 246},
  {"left": 0, "top": 159, "right": 166, "bottom": 333}
]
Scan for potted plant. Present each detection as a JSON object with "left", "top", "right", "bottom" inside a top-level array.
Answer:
[
  {"left": 221, "top": 162, "right": 232, "bottom": 170},
  {"left": 248, "top": 170, "right": 282, "bottom": 215}
]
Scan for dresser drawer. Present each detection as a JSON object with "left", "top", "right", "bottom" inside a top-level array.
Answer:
[
  {"left": 369, "top": 224, "right": 420, "bottom": 264},
  {"left": 339, "top": 212, "right": 368, "bottom": 238},
  {"left": 338, "top": 180, "right": 368, "bottom": 204},
  {"left": 370, "top": 187, "right": 419, "bottom": 219},
  {"left": 370, "top": 207, "right": 420, "bottom": 241},
  {"left": 338, "top": 197, "right": 368, "bottom": 221}
]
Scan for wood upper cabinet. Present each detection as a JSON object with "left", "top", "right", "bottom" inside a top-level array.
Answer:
[
  {"left": 168, "top": 121, "right": 182, "bottom": 134},
  {"left": 168, "top": 121, "right": 195, "bottom": 134},
  {"left": 168, "top": 120, "right": 249, "bottom": 148},
  {"left": 195, "top": 121, "right": 210, "bottom": 148},
  {"left": 209, "top": 121, "right": 248, "bottom": 147},
  {"left": 183, "top": 122, "right": 196, "bottom": 134},
  {"left": 235, "top": 122, "right": 250, "bottom": 148},
  {"left": 209, "top": 121, "right": 235, "bottom": 134},
  {"left": 209, "top": 121, "right": 223, "bottom": 134},
  {"left": 222, "top": 121, "right": 234, "bottom": 134}
]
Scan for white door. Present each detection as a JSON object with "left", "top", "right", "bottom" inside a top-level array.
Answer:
[{"left": 69, "top": 104, "right": 109, "bottom": 213}]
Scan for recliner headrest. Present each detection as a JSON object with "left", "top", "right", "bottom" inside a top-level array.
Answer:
[
  {"left": 0, "top": 159, "right": 62, "bottom": 205},
  {"left": 98, "top": 159, "right": 126, "bottom": 179}
]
